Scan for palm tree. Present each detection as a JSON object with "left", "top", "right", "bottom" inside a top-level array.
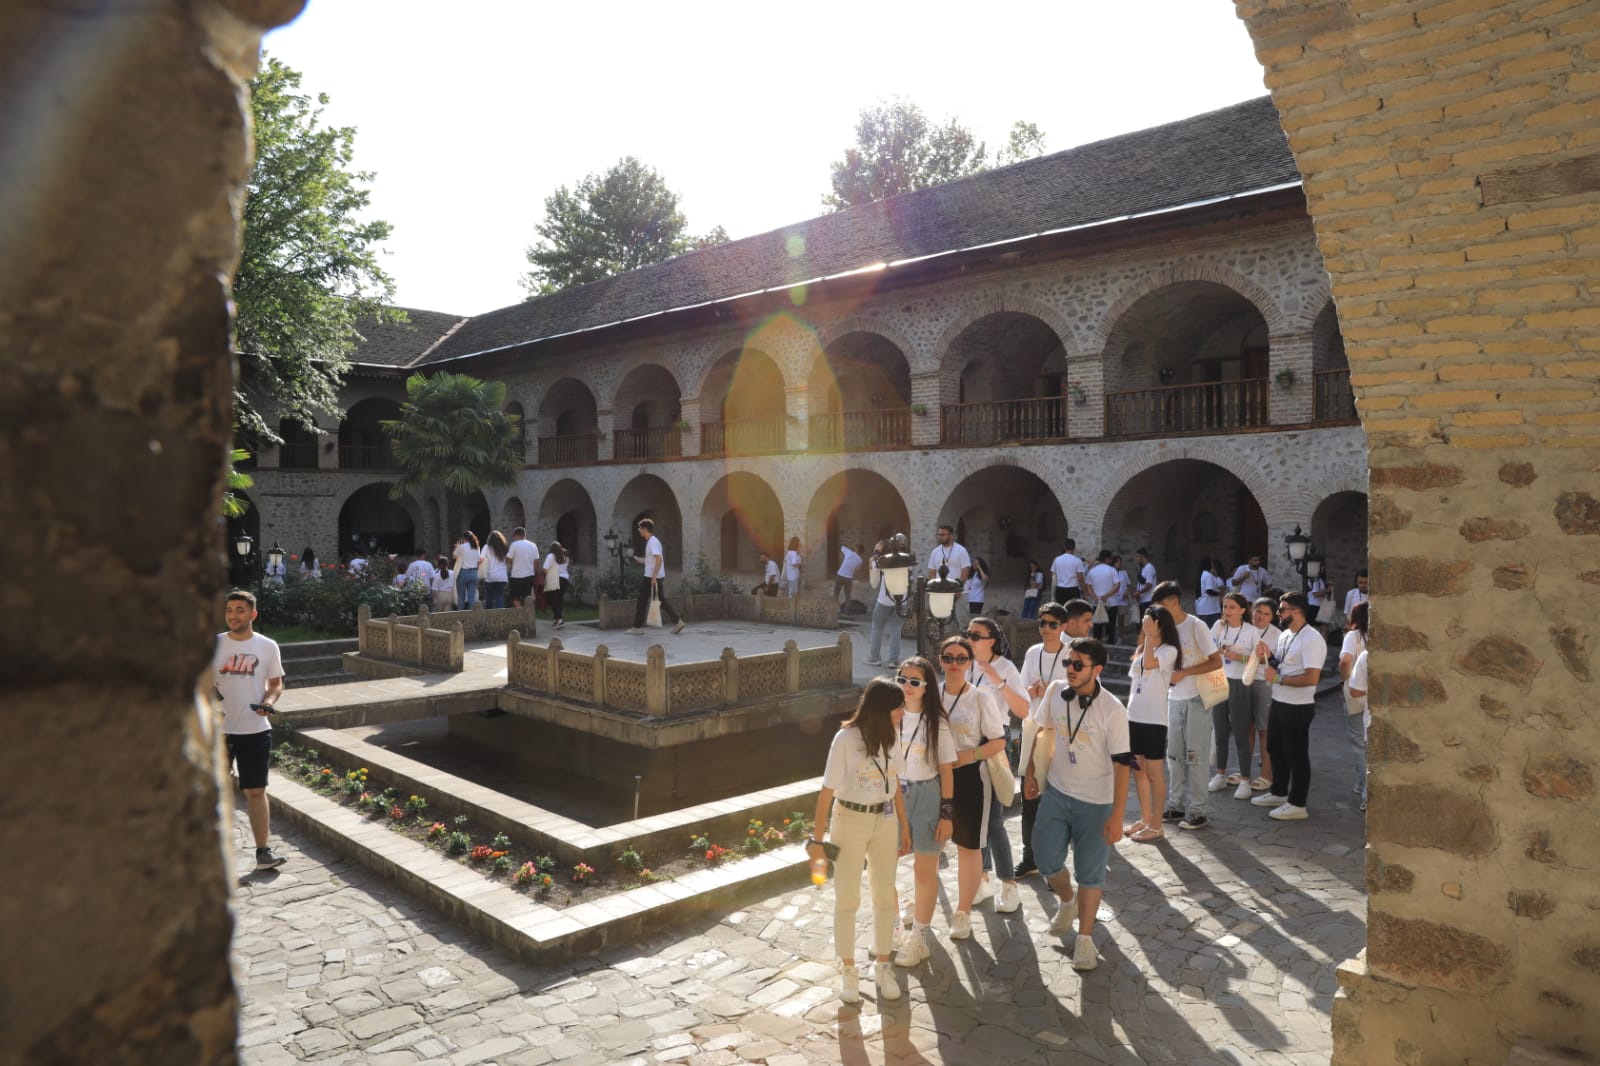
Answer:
[{"left": 382, "top": 372, "right": 521, "bottom": 537}]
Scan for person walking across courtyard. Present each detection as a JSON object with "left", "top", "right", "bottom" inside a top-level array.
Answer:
[
  {"left": 865, "top": 543, "right": 903, "bottom": 667},
  {"left": 1086, "top": 550, "right": 1121, "bottom": 642},
  {"left": 834, "top": 543, "right": 862, "bottom": 605},
  {"left": 1151, "top": 581, "right": 1222, "bottom": 831},
  {"left": 629, "top": 518, "right": 686, "bottom": 635},
  {"left": 938, "top": 634, "right": 1007, "bottom": 942},
  {"left": 506, "top": 526, "right": 540, "bottom": 607},
  {"left": 1250, "top": 592, "right": 1327, "bottom": 821},
  {"left": 1125, "top": 605, "right": 1179, "bottom": 842},
  {"left": 452, "top": 531, "right": 480, "bottom": 609},
  {"left": 1050, "top": 539, "right": 1086, "bottom": 604},
  {"left": 212, "top": 590, "right": 288, "bottom": 871},
  {"left": 888, "top": 656, "right": 956, "bottom": 968},
  {"left": 1018, "top": 600, "right": 1090, "bottom": 876},
  {"left": 965, "top": 616, "right": 1029, "bottom": 915},
  {"left": 1135, "top": 547, "right": 1157, "bottom": 614},
  {"left": 542, "top": 541, "right": 570, "bottom": 629},
  {"left": 1024, "top": 637, "right": 1133, "bottom": 971},
  {"left": 782, "top": 537, "right": 803, "bottom": 598}
]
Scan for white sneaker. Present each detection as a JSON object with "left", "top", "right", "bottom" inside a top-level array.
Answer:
[
  {"left": 1269, "top": 804, "right": 1309, "bottom": 821},
  {"left": 840, "top": 965, "right": 860, "bottom": 1004},
  {"left": 1207, "top": 773, "right": 1228, "bottom": 792},
  {"left": 893, "top": 931, "right": 930, "bottom": 967},
  {"left": 1233, "top": 780, "right": 1254, "bottom": 800},
  {"left": 972, "top": 878, "right": 995, "bottom": 907},
  {"left": 1072, "top": 934, "right": 1098, "bottom": 971},
  {"left": 626, "top": 627, "right": 644, "bottom": 636},
  {"left": 874, "top": 961, "right": 901, "bottom": 1001},
  {"left": 1250, "top": 792, "right": 1283, "bottom": 807},
  {"left": 949, "top": 911, "right": 972, "bottom": 940},
  {"left": 672, "top": 620, "right": 686, "bottom": 634},
  {"left": 1048, "top": 903, "right": 1075, "bottom": 939},
  {"left": 996, "top": 882, "right": 1020, "bottom": 914}
]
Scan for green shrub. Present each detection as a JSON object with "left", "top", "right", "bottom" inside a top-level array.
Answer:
[{"left": 255, "top": 560, "right": 427, "bottom": 636}]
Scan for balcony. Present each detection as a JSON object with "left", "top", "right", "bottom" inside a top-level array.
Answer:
[
  {"left": 1314, "top": 369, "right": 1358, "bottom": 424},
  {"left": 700, "top": 416, "right": 786, "bottom": 457},
  {"left": 1105, "top": 378, "right": 1269, "bottom": 439},
  {"left": 537, "top": 434, "right": 600, "bottom": 466},
  {"left": 338, "top": 444, "right": 398, "bottom": 470},
  {"left": 940, "top": 397, "right": 1068, "bottom": 447},
  {"left": 808, "top": 408, "right": 912, "bottom": 452},
  {"left": 613, "top": 425, "right": 684, "bottom": 461},
  {"left": 278, "top": 442, "right": 319, "bottom": 470}
]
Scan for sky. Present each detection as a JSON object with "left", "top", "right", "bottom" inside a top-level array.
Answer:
[{"left": 265, "top": 2, "right": 1270, "bottom": 317}]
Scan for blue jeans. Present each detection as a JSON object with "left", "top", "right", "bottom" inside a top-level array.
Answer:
[
  {"left": 482, "top": 581, "right": 506, "bottom": 610},
  {"left": 455, "top": 567, "right": 479, "bottom": 609},
  {"left": 1021, "top": 596, "right": 1039, "bottom": 619},
  {"left": 1345, "top": 709, "right": 1367, "bottom": 801},
  {"left": 1165, "top": 695, "right": 1210, "bottom": 818},
  {"left": 868, "top": 600, "right": 901, "bottom": 664},
  {"left": 981, "top": 777, "right": 1015, "bottom": 880}
]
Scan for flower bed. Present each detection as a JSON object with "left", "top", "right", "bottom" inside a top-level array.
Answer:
[{"left": 270, "top": 740, "right": 814, "bottom": 907}]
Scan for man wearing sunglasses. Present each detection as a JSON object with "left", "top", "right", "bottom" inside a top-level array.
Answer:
[
  {"left": 1023, "top": 637, "right": 1133, "bottom": 972},
  {"left": 1016, "top": 600, "right": 1093, "bottom": 878}
]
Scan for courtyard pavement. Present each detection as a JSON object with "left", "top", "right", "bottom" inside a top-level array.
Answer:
[{"left": 234, "top": 689, "right": 1362, "bottom": 1065}]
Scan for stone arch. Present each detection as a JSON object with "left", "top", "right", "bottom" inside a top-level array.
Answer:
[
  {"left": 1311, "top": 299, "right": 1348, "bottom": 372},
  {"left": 612, "top": 473, "right": 684, "bottom": 571},
  {"left": 337, "top": 396, "right": 401, "bottom": 470},
  {"left": 1099, "top": 280, "right": 1274, "bottom": 403},
  {"left": 932, "top": 308, "right": 1072, "bottom": 409},
  {"left": 1311, "top": 489, "right": 1368, "bottom": 595},
  {"left": 1087, "top": 263, "right": 1288, "bottom": 353},
  {"left": 806, "top": 328, "right": 913, "bottom": 450},
  {"left": 697, "top": 346, "right": 787, "bottom": 420},
  {"left": 1089, "top": 440, "right": 1283, "bottom": 529},
  {"left": 936, "top": 465, "right": 1069, "bottom": 596},
  {"left": 537, "top": 478, "right": 597, "bottom": 566},
  {"left": 700, "top": 472, "right": 784, "bottom": 573},
  {"left": 502, "top": 495, "right": 526, "bottom": 533},
  {"left": 805, "top": 470, "right": 911, "bottom": 587},
  {"left": 536, "top": 377, "right": 599, "bottom": 438},
  {"left": 927, "top": 293, "right": 1076, "bottom": 377},
  {"left": 337, "top": 482, "right": 422, "bottom": 558},
  {"left": 612, "top": 363, "right": 684, "bottom": 460},
  {"left": 816, "top": 316, "right": 921, "bottom": 370}
]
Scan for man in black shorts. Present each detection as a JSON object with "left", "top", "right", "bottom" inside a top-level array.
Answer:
[{"left": 212, "top": 590, "right": 288, "bottom": 870}]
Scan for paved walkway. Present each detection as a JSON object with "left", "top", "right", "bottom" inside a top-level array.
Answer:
[{"left": 235, "top": 690, "right": 1362, "bottom": 1065}]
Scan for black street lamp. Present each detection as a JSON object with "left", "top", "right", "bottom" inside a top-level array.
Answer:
[
  {"left": 1283, "top": 524, "right": 1323, "bottom": 595},
  {"left": 232, "top": 531, "right": 257, "bottom": 591},
  {"left": 918, "top": 563, "right": 963, "bottom": 658},
  {"left": 602, "top": 528, "right": 630, "bottom": 585}
]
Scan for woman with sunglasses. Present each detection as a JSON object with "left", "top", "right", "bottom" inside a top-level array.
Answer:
[
  {"left": 938, "top": 634, "right": 1009, "bottom": 941},
  {"left": 965, "top": 617, "right": 1030, "bottom": 914},
  {"left": 888, "top": 656, "right": 956, "bottom": 968},
  {"left": 1244, "top": 598, "right": 1281, "bottom": 791},
  {"left": 1125, "top": 605, "right": 1180, "bottom": 842},
  {"left": 807, "top": 677, "right": 913, "bottom": 1004},
  {"left": 1212, "top": 592, "right": 1261, "bottom": 801}
]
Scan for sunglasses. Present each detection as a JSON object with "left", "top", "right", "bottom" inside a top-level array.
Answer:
[
  {"left": 940, "top": 654, "right": 971, "bottom": 665},
  {"left": 893, "top": 675, "right": 926, "bottom": 689},
  {"left": 1066, "top": 660, "right": 1093, "bottom": 671},
  {"left": 962, "top": 631, "right": 993, "bottom": 641},
  {"left": 1037, "top": 619, "right": 1061, "bottom": 629}
]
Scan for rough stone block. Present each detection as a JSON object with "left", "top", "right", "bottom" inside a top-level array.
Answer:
[
  {"left": 1555, "top": 492, "right": 1600, "bottom": 535},
  {"left": 1370, "top": 623, "right": 1430, "bottom": 652},
  {"left": 1550, "top": 625, "right": 1592, "bottom": 681},
  {"left": 1522, "top": 753, "right": 1595, "bottom": 800},
  {"left": 1459, "top": 517, "right": 1530, "bottom": 541},
  {"left": 1457, "top": 636, "right": 1543, "bottom": 687},
  {"left": 1367, "top": 912, "right": 1510, "bottom": 993},
  {"left": 1375, "top": 557, "right": 1473, "bottom": 597},
  {"left": 1369, "top": 462, "right": 1464, "bottom": 490},
  {"left": 1372, "top": 671, "right": 1448, "bottom": 708},
  {"left": 1367, "top": 783, "right": 1497, "bottom": 856},
  {"left": 1494, "top": 563, "right": 1538, "bottom": 589},
  {"left": 1507, "top": 890, "right": 1556, "bottom": 920}
]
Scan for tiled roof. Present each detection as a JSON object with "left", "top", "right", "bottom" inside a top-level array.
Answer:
[
  {"left": 409, "top": 95, "right": 1296, "bottom": 366},
  {"left": 349, "top": 306, "right": 467, "bottom": 367}
]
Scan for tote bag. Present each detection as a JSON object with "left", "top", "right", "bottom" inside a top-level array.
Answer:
[
  {"left": 984, "top": 747, "right": 1017, "bottom": 807},
  {"left": 1091, "top": 601, "right": 1108, "bottom": 625},
  {"left": 645, "top": 581, "right": 663, "bottom": 627},
  {"left": 1196, "top": 665, "right": 1230, "bottom": 709}
]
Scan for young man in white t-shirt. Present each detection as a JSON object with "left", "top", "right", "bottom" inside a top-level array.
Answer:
[
  {"left": 628, "top": 518, "right": 686, "bottom": 635},
  {"left": 505, "top": 526, "right": 541, "bottom": 607},
  {"left": 1151, "top": 581, "right": 1223, "bottom": 831},
  {"left": 1023, "top": 637, "right": 1133, "bottom": 972},
  {"left": 1343, "top": 571, "right": 1369, "bottom": 619},
  {"left": 1050, "top": 539, "right": 1086, "bottom": 603},
  {"left": 1016, "top": 600, "right": 1092, "bottom": 878},
  {"left": 1085, "top": 550, "right": 1120, "bottom": 642},
  {"left": 212, "top": 590, "right": 288, "bottom": 871},
  {"left": 1249, "top": 591, "right": 1329, "bottom": 821},
  {"left": 926, "top": 525, "right": 971, "bottom": 584},
  {"left": 403, "top": 550, "right": 435, "bottom": 589},
  {"left": 1135, "top": 548, "right": 1157, "bottom": 610},
  {"left": 1348, "top": 648, "right": 1369, "bottom": 812},
  {"left": 752, "top": 552, "right": 779, "bottom": 597},
  {"left": 834, "top": 544, "right": 863, "bottom": 605},
  {"left": 1229, "top": 555, "right": 1272, "bottom": 602}
]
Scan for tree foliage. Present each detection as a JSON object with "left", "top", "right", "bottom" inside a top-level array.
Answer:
[
  {"left": 381, "top": 372, "right": 521, "bottom": 504},
  {"left": 234, "top": 56, "right": 396, "bottom": 449},
  {"left": 997, "top": 120, "right": 1049, "bottom": 166},
  {"left": 521, "top": 156, "right": 725, "bottom": 297}
]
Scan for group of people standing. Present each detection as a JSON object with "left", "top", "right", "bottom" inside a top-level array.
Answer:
[{"left": 432, "top": 527, "right": 571, "bottom": 627}]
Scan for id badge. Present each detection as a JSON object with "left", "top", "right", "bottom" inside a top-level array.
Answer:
[
  {"left": 899, "top": 779, "right": 910, "bottom": 797},
  {"left": 880, "top": 800, "right": 895, "bottom": 817},
  {"left": 1067, "top": 749, "right": 1077, "bottom": 765}
]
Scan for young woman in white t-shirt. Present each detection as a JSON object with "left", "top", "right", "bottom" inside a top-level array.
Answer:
[
  {"left": 1245, "top": 598, "right": 1282, "bottom": 789},
  {"left": 1021, "top": 560, "right": 1044, "bottom": 620},
  {"left": 479, "top": 530, "right": 510, "bottom": 609},
  {"left": 1125, "top": 606, "right": 1179, "bottom": 842},
  {"left": 452, "top": 531, "right": 481, "bottom": 609},
  {"left": 938, "top": 635, "right": 1008, "bottom": 942},
  {"left": 429, "top": 555, "right": 455, "bottom": 611},
  {"left": 542, "top": 542, "right": 571, "bottom": 629},
  {"left": 1110, "top": 555, "right": 1134, "bottom": 641},
  {"left": 782, "top": 536, "right": 803, "bottom": 598},
  {"left": 1212, "top": 593, "right": 1261, "bottom": 800},
  {"left": 1339, "top": 601, "right": 1369, "bottom": 803},
  {"left": 889, "top": 655, "right": 956, "bottom": 968},
  {"left": 1347, "top": 648, "right": 1370, "bottom": 812},
  {"left": 963, "top": 571, "right": 987, "bottom": 617},
  {"left": 807, "top": 678, "right": 912, "bottom": 1005},
  {"left": 1195, "top": 556, "right": 1224, "bottom": 627},
  {"left": 965, "top": 617, "right": 1030, "bottom": 915}
]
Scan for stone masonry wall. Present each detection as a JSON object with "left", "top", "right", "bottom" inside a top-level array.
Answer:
[{"left": 1234, "top": 1, "right": 1600, "bottom": 1063}]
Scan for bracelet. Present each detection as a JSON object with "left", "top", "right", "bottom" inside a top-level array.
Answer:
[
  {"left": 938, "top": 800, "right": 954, "bottom": 821},
  {"left": 808, "top": 837, "right": 824, "bottom": 846}
]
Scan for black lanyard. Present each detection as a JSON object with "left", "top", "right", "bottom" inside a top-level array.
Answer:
[
  {"left": 1220, "top": 624, "right": 1244, "bottom": 649},
  {"left": 898, "top": 712, "right": 926, "bottom": 767},
  {"left": 1036, "top": 644, "right": 1064, "bottom": 687},
  {"left": 1066, "top": 686, "right": 1098, "bottom": 747}
]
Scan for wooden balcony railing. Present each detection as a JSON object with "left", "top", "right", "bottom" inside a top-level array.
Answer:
[
  {"left": 338, "top": 443, "right": 398, "bottom": 470},
  {"left": 278, "top": 443, "right": 319, "bottom": 470},
  {"left": 1105, "top": 378, "right": 1269, "bottom": 438},
  {"left": 700, "top": 416, "right": 787, "bottom": 457},
  {"left": 808, "top": 408, "right": 912, "bottom": 451},
  {"left": 537, "top": 434, "right": 600, "bottom": 466},
  {"left": 1314, "top": 369, "right": 1358, "bottom": 424},
  {"left": 940, "top": 397, "right": 1068, "bottom": 446},
  {"left": 613, "top": 425, "right": 684, "bottom": 461}
]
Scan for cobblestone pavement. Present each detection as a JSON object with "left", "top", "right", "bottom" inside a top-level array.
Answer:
[{"left": 235, "top": 691, "right": 1363, "bottom": 1065}]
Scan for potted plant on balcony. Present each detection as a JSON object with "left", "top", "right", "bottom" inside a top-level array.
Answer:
[
  {"left": 1274, "top": 368, "right": 1297, "bottom": 390},
  {"left": 911, "top": 402, "right": 928, "bottom": 416},
  {"left": 1067, "top": 382, "right": 1087, "bottom": 406},
  {"left": 675, "top": 418, "right": 691, "bottom": 432}
]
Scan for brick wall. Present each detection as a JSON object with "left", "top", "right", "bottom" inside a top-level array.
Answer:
[{"left": 1234, "top": 1, "right": 1600, "bottom": 1061}]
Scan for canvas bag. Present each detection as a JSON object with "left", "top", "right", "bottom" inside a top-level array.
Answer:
[
  {"left": 645, "top": 581, "right": 663, "bottom": 627},
  {"left": 1316, "top": 599, "right": 1336, "bottom": 625},
  {"left": 1091, "top": 600, "right": 1109, "bottom": 625},
  {"left": 983, "top": 738, "right": 1016, "bottom": 807},
  {"left": 1195, "top": 664, "right": 1230, "bottom": 709}
]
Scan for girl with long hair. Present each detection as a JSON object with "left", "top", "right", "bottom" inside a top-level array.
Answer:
[
  {"left": 888, "top": 656, "right": 956, "bottom": 968},
  {"left": 480, "top": 530, "right": 510, "bottom": 609},
  {"left": 1021, "top": 560, "right": 1044, "bottom": 619},
  {"left": 542, "top": 541, "right": 570, "bottom": 629},
  {"left": 782, "top": 536, "right": 803, "bottom": 598},
  {"left": 807, "top": 677, "right": 912, "bottom": 1004},
  {"left": 1125, "top": 604, "right": 1181, "bottom": 842},
  {"left": 452, "top": 531, "right": 481, "bottom": 609},
  {"left": 1245, "top": 597, "right": 1282, "bottom": 790},
  {"left": 965, "top": 616, "right": 1030, "bottom": 914},
  {"left": 1340, "top": 601, "right": 1370, "bottom": 805},
  {"left": 938, "top": 634, "right": 1008, "bottom": 941},
  {"left": 1212, "top": 592, "right": 1262, "bottom": 800},
  {"left": 430, "top": 555, "right": 455, "bottom": 611},
  {"left": 299, "top": 547, "right": 320, "bottom": 580},
  {"left": 1195, "top": 556, "right": 1224, "bottom": 628}
]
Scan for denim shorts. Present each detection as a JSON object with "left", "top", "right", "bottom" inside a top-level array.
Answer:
[
  {"left": 1032, "top": 787, "right": 1113, "bottom": 889},
  {"left": 903, "top": 777, "right": 944, "bottom": 854}
]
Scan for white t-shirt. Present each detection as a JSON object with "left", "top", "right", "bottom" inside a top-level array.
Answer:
[
  {"left": 1272, "top": 624, "right": 1329, "bottom": 706},
  {"left": 822, "top": 726, "right": 904, "bottom": 807},
  {"left": 837, "top": 546, "right": 861, "bottom": 580},
  {"left": 872, "top": 560, "right": 898, "bottom": 607},
  {"left": 782, "top": 549, "right": 802, "bottom": 582},
  {"left": 1023, "top": 570, "right": 1044, "bottom": 600},
  {"left": 1196, "top": 571, "right": 1224, "bottom": 614},
  {"left": 1126, "top": 643, "right": 1178, "bottom": 725},
  {"left": 1231, "top": 564, "right": 1271, "bottom": 601},
  {"left": 967, "top": 655, "right": 1026, "bottom": 721},
  {"left": 942, "top": 682, "right": 1006, "bottom": 752},
  {"left": 1035, "top": 681, "right": 1131, "bottom": 804},
  {"left": 897, "top": 708, "right": 958, "bottom": 783},
  {"left": 1086, "top": 562, "right": 1119, "bottom": 601},
  {"left": 1307, "top": 577, "right": 1327, "bottom": 607},
  {"left": 642, "top": 535, "right": 666, "bottom": 580},
  {"left": 1019, "top": 641, "right": 1071, "bottom": 773},
  {"left": 1340, "top": 629, "right": 1367, "bottom": 663},
  {"left": 1350, "top": 649, "right": 1371, "bottom": 729},
  {"left": 1344, "top": 587, "right": 1369, "bottom": 617},
  {"left": 211, "top": 632, "right": 284, "bottom": 736},
  {"left": 404, "top": 558, "right": 435, "bottom": 586},
  {"left": 928, "top": 542, "right": 971, "bottom": 580},
  {"left": 964, "top": 574, "right": 986, "bottom": 604},
  {"left": 764, "top": 558, "right": 779, "bottom": 584},
  {"left": 1212, "top": 620, "right": 1260, "bottom": 679},
  {"left": 541, "top": 552, "right": 570, "bottom": 580},
  {"left": 1167, "top": 614, "right": 1220, "bottom": 701},
  {"left": 480, "top": 546, "right": 509, "bottom": 583},
  {"left": 1050, "top": 552, "right": 1085, "bottom": 590},
  {"left": 452, "top": 541, "right": 478, "bottom": 571},
  {"left": 1252, "top": 623, "right": 1282, "bottom": 680},
  {"left": 1109, "top": 567, "right": 1133, "bottom": 607},
  {"left": 300, "top": 561, "right": 321, "bottom": 580},
  {"left": 1137, "top": 562, "right": 1157, "bottom": 602},
  {"left": 348, "top": 556, "right": 368, "bottom": 574},
  {"left": 506, "top": 538, "right": 540, "bottom": 578},
  {"left": 429, "top": 567, "right": 454, "bottom": 593}
]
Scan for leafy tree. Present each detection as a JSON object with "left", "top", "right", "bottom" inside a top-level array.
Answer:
[
  {"left": 823, "top": 99, "right": 991, "bottom": 210},
  {"left": 381, "top": 373, "right": 521, "bottom": 533},
  {"left": 521, "top": 156, "right": 726, "bottom": 297},
  {"left": 997, "top": 120, "right": 1048, "bottom": 166},
  {"left": 234, "top": 56, "right": 397, "bottom": 450}
]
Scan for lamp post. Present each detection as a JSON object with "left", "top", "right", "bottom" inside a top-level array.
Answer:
[
  {"left": 876, "top": 534, "right": 915, "bottom": 616},
  {"left": 919, "top": 563, "right": 962, "bottom": 658},
  {"left": 265, "top": 541, "right": 286, "bottom": 586},
  {"left": 1283, "top": 524, "right": 1319, "bottom": 595},
  {"left": 233, "top": 531, "right": 256, "bottom": 591},
  {"left": 602, "top": 528, "right": 629, "bottom": 585}
]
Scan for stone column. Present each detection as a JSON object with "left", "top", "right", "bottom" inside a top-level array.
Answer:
[
  {"left": 909, "top": 370, "right": 942, "bottom": 447},
  {"left": 1269, "top": 330, "right": 1314, "bottom": 425},
  {"left": 784, "top": 385, "right": 808, "bottom": 451},
  {"left": 1066, "top": 355, "right": 1105, "bottom": 438},
  {"left": 679, "top": 396, "right": 702, "bottom": 458},
  {"left": 596, "top": 407, "right": 614, "bottom": 462}
]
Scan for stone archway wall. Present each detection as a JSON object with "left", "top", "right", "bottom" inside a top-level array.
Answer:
[{"left": 1233, "top": 2, "right": 1600, "bottom": 1063}]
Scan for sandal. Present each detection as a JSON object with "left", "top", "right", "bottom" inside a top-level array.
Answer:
[
  {"left": 1226, "top": 773, "right": 1243, "bottom": 786},
  {"left": 1123, "top": 821, "right": 1146, "bottom": 837},
  {"left": 1131, "top": 826, "right": 1164, "bottom": 843}
]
